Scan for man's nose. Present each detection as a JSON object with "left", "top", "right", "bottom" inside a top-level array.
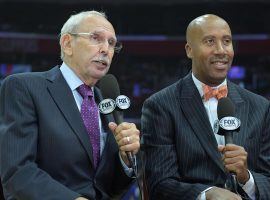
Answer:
[
  {"left": 215, "top": 41, "right": 226, "bottom": 54},
  {"left": 99, "top": 40, "right": 110, "bottom": 54}
]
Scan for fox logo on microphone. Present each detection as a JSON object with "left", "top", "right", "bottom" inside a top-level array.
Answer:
[
  {"left": 116, "top": 95, "right": 130, "bottom": 110},
  {"left": 98, "top": 99, "right": 116, "bottom": 114},
  {"left": 219, "top": 116, "right": 241, "bottom": 131}
]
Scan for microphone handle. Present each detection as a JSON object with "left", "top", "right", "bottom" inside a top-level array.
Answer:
[
  {"left": 225, "top": 131, "right": 234, "bottom": 145},
  {"left": 113, "top": 110, "right": 123, "bottom": 125},
  {"left": 224, "top": 131, "right": 238, "bottom": 194},
  {"left": 112, "top": 111, "right": 136, "bottom": 170}
]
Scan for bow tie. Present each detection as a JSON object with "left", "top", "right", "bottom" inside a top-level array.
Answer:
[{"left": 203, "top": 84, "right": 228, "bottom": 101}]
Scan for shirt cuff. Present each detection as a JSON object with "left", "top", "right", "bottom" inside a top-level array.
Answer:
[
  {"left": 197, "top": 171, "right": 255, "bottom": 200},
  {"left": 119, "top": 152, "right": 136, "bottom": 177},
  {"left": 240, "top": 170, "right": 256, "bottom": 200},
  {"left": 197, "top": 187, "right": 213, "bottom": 200}
]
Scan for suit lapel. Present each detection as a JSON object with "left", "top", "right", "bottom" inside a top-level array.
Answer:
[
  {"left": 179, "top": 74, "right": 225, "bottom": 172},
  {"left": 227, "top": 82, "right": 247, "bottom": 146},
  {"left": 45, "top": 66, "right": 94, "bottom": 166}
]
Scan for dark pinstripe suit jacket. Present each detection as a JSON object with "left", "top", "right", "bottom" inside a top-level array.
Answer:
[
  {"left": 141, "top": 73, "right": 270, "bottom": 200},
  {"left": 0, "top": 66, "right": 132, "bottom": 200}
]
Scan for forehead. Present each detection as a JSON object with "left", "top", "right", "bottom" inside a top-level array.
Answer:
[
  {"left": 79, "top": 15, "right": 116, "bottom": 36},
  {"left": 192, "top": 18, "right": 232, "bottom": 40}
]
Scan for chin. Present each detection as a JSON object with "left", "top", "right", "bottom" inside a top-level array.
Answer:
[
  {"left": 208, "top": 75, "right": 226, "bottom": 85},
  {"left": 95, "top": 71, "right": 108, "bottom": 79},
  {"left": 213, "top": 71, "right": 227, "bottom": 79},
  {"left": 214, "top": 77, "right": 226, "bottom": 85}
]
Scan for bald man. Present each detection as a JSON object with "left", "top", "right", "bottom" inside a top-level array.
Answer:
[{"left": 141, "top": 14, "right": 270, "bottom": 200}]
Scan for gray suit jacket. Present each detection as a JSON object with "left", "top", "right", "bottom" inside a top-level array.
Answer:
[
  {"left": 141, "top": 73, "right": 270, "bottom": 200},
  {"left": 0, "top": 66, "right": 132, "bottom": 200}
]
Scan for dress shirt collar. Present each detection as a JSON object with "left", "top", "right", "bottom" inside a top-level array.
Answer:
[{"left": 60, "top": 62, "right": 94, "bottom": 92}]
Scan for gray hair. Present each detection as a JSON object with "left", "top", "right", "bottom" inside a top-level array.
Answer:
[{"left": 59, "top": 10, "right": 107, "bottom": 60}]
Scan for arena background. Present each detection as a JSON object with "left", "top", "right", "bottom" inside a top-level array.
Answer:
[{"left": 1, "top": 0, "right": 270, "bottom": 199}]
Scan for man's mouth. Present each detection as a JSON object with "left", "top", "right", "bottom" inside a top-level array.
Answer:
[
  {"left": 211, "top": 59, "right": 228, "bottom": 65},
  {"left": 93, "top": 59, "right": 108, "bottom": 67},
  {"left": 210, "top": 59, "right": 230, "bottom": 69}
]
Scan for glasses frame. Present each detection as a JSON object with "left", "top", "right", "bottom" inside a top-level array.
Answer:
[{"left": 69, "top": 32, "right": 123, "bottom": 53}]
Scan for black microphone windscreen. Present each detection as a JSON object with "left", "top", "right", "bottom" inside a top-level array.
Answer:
[
  {"left": 217, "top": 97, "right": 235, "bottom": 120},
  {"left": 99, "top": 74, "right": 136, "bottom": 171},
  {"left": 99, "top": 74, "right": 120, "bottom": 99},
  {"left": 99, "top": 74, "right": 123, "bottom": 124}
]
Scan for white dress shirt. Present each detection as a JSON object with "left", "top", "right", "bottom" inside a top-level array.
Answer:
[{"left": 192, "top": 74, "right": 255, "bottom": 200}]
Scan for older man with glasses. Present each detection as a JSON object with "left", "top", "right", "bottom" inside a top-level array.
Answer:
[{"left": 0, "top": 10, "right": 140, "bottom": 200}]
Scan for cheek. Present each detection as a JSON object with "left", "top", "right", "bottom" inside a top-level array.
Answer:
[
  {"left": 226, "top": 46, "right": 234, "bottom": 57},
  {"left": 229, "top": 50, "right": 234, "bottom": 59},
  {"left": 84, "top": 45, "right": 99, "bottom": 58},
  {"left": 109, "top": 50, "right": 114, "bottom": 58},
  {"left": 88, "top": 49, "right": 99, "bottom": 59},
  {"left": 196, "top": 47, "right": 210, "bottom": 61},
  {"left": 199, "top": 52, "right": 210, "bottom": 64}
]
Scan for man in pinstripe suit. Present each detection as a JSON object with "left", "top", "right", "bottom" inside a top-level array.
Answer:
[
  {"left": 0, "top": 11, "right": 140, "bottom": 200},
  {"left": 141, "top": 14, "right": 270, "bottom": 200}
]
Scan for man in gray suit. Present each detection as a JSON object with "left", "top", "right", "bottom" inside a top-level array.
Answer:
[
  {"left": 141, "top": 14, "right": 270, "bottom": 200},
  {"left": 0, "top": 11, "right": 140, "bottom": 200}
]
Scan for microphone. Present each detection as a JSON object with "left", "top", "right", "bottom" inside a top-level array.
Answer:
[
  {"left": 217, "top": 97, "right": 241, "bottom": 144},
  {"left": 98, "top": 74, "right": 136, "bottom": 169},
  {"left": 99, "top": 74, "right": 123, "bottom": 123},
  {"left": 217, "top": 97, "right": 241, "bottom": 193}
]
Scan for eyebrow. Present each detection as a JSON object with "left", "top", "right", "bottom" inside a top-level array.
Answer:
[
  {"left": 202, "top": 35, "right": 215, "bottom": 40},
  {"left": 202, "top": 35, "right": 232, "bottom": 40},
  {"left": 223, "top": 35, "right": 232, "bottom": 39},
  {"left": 91, "top": 30, "right": 117, "bottom": 41}
]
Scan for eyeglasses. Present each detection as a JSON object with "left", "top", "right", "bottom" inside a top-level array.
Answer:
[{"left": 69, "top": 32, "right": 122, "bottom": 53}]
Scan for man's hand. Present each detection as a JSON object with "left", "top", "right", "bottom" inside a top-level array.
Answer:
[
  {"left": 206, "top": 187, "right": 242, "bottom": 200},
  {"left": 109, "top": 122, "right": 140, "bottom": 166},
  {"left": 218, "top": 144, "right": 249, "bottom": 184}
]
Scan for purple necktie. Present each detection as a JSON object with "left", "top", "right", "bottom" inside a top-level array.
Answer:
[{"left": 77, "top": 84, "right": 100, "bottom": 168}]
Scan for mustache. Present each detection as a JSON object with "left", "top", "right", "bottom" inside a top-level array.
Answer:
[
  {"left": 94, "top": 56, "right": 110, "bottom": 65},
  {"left": 210, "top": 56, "right": 230, "bottom": 63}
]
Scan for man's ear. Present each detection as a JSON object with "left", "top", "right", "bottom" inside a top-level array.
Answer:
[
  {"left": 185, "top": 43, "right": 193, "bottom": 59},
  {"left": 60, "top": 34, "right": 73, "bottom": 57}
]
